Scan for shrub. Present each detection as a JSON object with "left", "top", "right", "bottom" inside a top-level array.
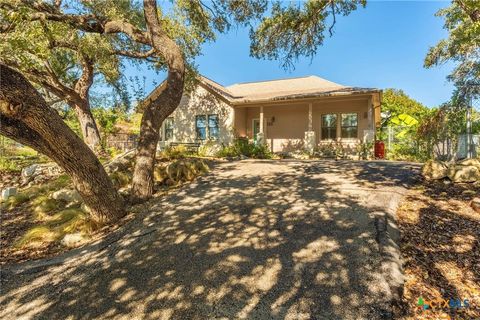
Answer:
[
  {"left": 216, "top": 138, "right": 273, "bottom": 159},
  {"left": 161, "top": 145, "right": 192, "bottom": 159},
  {"left": 357, "top": 141, "right": 374, "bottom": 160},
  {"left": 198, "top": 140, "right": 221, "bottom": 157}
]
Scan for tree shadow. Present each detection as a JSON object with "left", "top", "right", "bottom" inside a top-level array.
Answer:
[
  {"left": 398, "top": 180, "right": 480, "bottom": 319},
  {"left": 0, "top": 160, "right": 420, "bottom": 320}
]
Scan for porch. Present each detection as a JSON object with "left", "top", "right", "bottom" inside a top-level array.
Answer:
[{"left": 233, "top": 95, "right": 380, "bottom": 153}]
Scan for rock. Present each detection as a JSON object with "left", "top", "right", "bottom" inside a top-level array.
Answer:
[
  {"left": 240, "top": 154, "right": 249, "bottom": 160},
  {"left": 21, "top": 164, "right": 39, "bottom": 184},
  {"left": 80, "top": 203, "right": 91, "bottom": 214},
  {"left": 458, "top": 158, "right": 480, "bottom": 170},
  {"left": 448, "top": 165, "right": 480, "bottom": 183},
  {"left": 21, "top": 164, "right": 38, "bottom": 178},
  {"left": 60, "top": 233, "right": 86, "bottom": 248},
  {"left": 52, "top": 189, "right": 82, "bottom": 203},
  {"left": 422, "top": 160, "right": 448, "bottom": 180},
  {"left": 1, "top": 187, "right": 17, "bottom": 200},
  {"left": 471, "top": 198, "right": 480, "bottom": 213},
  {"left": 104, "top": 150, "right": 135, "bottom": 173}
]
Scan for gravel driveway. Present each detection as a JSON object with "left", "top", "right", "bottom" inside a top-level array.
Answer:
[{"left": 0, "top": 160, "right": 420, "bottom": 320}]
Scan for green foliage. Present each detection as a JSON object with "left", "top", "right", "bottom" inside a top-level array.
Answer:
[
  {"left": 381, "top": 89, "right": 429, "bottom": 127},
  {"left": 424, "top": 1, "right": 480, "bottom": 98},
  {"left": 314, "top": 142, "right": 347, "bottom": 159},
  {"left": 0, "top": 158, "right": 20, "bottom": 172},
  {"left": 250, "top": 0, "right": 366, "bottom": 69},
  {"left": 217, "top": 138, "right": 273, "bottom": 159},
  {"left": 417, "top": 101, "right": 468, "bottom": 160},
  {"left": 357, "top": 141, "right": 374, "bottom": 160},
  {"left": 161, "top": 145, "right": 193, "bottom": 160}
]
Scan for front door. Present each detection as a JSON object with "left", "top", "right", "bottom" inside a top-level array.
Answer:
[{"left": 253, "top": 119, "right": 260, "bottom": 141}]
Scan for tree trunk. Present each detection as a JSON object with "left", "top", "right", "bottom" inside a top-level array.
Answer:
[
  {"left": 0, "top": 63, "right": 125, "bottom": 224},
  {"left": 71, "top": 102, "right": 101, "bottom": 149},
  {"left": 131, "top": 1, "right": 185, "bottom": 201}
]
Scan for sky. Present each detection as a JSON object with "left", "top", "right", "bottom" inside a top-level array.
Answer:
[{"left": 127, "top": 0, "right": 455, "bottom": 108}]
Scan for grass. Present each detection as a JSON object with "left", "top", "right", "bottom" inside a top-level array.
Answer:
[
  {"left": 1, "top": 193, "right": 30, "bottom": 210},
  {"left": 15, "top": 208, "right": 94, "bottom": 249},
  {"left": 0, "top": 158, "right": 21, "bottom": 172}
]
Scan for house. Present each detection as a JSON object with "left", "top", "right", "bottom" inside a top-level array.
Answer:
[{"left": 146, "top": 75, "right": 382, "bottom": 154}]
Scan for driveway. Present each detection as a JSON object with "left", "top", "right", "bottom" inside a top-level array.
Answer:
[{"left": 0, "top": 160, "right": 420, "bottom": 320}]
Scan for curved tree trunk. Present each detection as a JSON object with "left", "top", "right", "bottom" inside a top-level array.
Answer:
[
  {"left": 0, "top": 63, "right": 125, "bottom": 225},
  {"left": 71, "top": 102, "right": 101, "bottom": 149},
  {"left": 131, "top": 1, "right": 185, "bottom": 201}
]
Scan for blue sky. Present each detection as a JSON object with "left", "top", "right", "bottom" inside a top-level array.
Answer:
[{"left": 127, "top": 0, "right": 455, "bottom": 108}]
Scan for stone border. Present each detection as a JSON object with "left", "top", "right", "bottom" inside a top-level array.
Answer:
[{"left": 373, "top": 189, "right": 407, "bottom": 318}]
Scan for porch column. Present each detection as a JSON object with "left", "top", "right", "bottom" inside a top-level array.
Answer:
[
  {"left": 308, "top": 103, "right": 313, "bottom": 131},
  {"left": 364, "top": 97, "right": 375, "bottom": 143},
  {"left": 257, "top": 106, "right": 265, "bottom": 144},
  {"left": 305, "top": 102, "right": 316, "bottom": 153}
]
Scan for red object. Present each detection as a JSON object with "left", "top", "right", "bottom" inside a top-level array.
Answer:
[{"left": 374, "top": 141, "right": 385, "bottom": 159}]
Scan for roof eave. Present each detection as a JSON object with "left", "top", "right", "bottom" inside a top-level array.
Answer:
[{"left": 230, "top": 88, "right": 382, "bottom": 106}]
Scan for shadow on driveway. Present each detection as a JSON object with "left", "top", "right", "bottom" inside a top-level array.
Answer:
[{"left": 0, "top": 160, "right": 421, "bottom": 320}]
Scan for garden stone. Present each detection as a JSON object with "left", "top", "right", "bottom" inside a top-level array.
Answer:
[
  {"left": 21, "top": 164, "right": 38, "bottom": 183},
  {"left": 52, "top": 189, "right": 82, "bottom": 203},
  {"left": 458, "top": 158, "right": 480, "bottom": 170},
  {"left": 61, "top": 233, "right": 86, "bottom": 248},
  {"left": 422, "top": 160, "right": 448, "bottom": 180},
  {"left": 1, "top": 187, "right": 17, "bottom": 200},
  {"left": 448, "top": 165, "right": 480, "bottom": 183}
]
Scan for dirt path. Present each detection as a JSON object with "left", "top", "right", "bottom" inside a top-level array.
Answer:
[{"left": 0, "top": 160, "right": 420, "bottom": 320}]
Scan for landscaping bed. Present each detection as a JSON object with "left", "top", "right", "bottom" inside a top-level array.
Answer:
[
  {"left": 1, "top": 151, "right": 212, "bottom": 265},
  {"left": 397, "top": 179, "right": 480, "bottom": 320}
]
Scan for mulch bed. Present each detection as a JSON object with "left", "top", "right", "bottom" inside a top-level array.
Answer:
[{"left": 397, "top": 179, "right": 480, "bottom": 320}]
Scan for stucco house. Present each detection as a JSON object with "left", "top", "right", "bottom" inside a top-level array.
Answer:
[{"left": 146, "top": 75, "right": 382, "bottom": 153}]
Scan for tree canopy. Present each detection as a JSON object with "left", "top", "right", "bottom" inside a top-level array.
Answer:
[{"left": 424, "top": 0, "right": 480, "bottom": 98}]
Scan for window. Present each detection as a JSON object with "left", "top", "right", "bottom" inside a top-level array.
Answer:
[
  {"left": 196, "top": 115, "right": 207, "bottom": 140},
  {"left": 341, "top": 113, "right": 358, "bottom": 138},
  {"left": 164, "top": 117, "right": 174, "bottom": 141},
  {"left": 321, "top": 114, "right": 337, "bottom": 140},
  {"left": 208, "top": 114, "right": 219, "bottom": 139}
]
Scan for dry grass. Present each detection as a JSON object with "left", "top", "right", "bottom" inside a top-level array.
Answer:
[{"left": 397, "top": 180, "right": 480, "bottom": 320}]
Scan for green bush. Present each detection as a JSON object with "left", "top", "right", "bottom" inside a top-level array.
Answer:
[
  {"left": 217, "top": 138, "right": 273, "bottom": 159},
  {"left": 161, "top": 145, "right": 193, "bottom": 159}
]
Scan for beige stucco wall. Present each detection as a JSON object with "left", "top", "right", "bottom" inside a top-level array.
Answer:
[
  {"left": 159, "top": 85, "right": 234, "bottom": 145},
  {"left": 235, "top": 96, "right": 376, "bottom": 153}
]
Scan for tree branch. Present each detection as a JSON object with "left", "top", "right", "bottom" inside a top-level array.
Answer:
[{"left": 114, "top": 48, "right": 155, "bottom": 59}]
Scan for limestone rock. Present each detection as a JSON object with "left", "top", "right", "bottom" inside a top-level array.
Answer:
[
  {"left": 61, "top": 233, "right": 86, "bottom": 248},
  {"left": 448, "top": 165, "right": 480, "bottom": 183},
  {"left": 1, "top": 187, "right": 17, "bottom": 200},
  {"left": 458, "top": 158, "right": 480, "bottom": 170},
  {"left": 422, "top": 160, "right": 448, "bottom": 180},
  {"left": 52, "top": 189, "right": 82, "bottom": 203}
]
